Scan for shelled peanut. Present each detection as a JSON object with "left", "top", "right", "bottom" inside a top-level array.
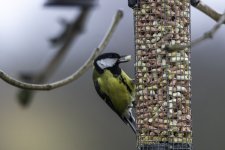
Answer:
[{"left": 135, "top": 0, "right": 192, "bottom": 144}]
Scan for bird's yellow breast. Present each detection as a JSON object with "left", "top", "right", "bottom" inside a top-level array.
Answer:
[{"left": 96, "top": 70, "right": 134, "bottom": 115}]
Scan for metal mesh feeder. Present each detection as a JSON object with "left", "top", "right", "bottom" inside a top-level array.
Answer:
[{"left": 134, "top": 0, "right": 192, "bottom": 149}]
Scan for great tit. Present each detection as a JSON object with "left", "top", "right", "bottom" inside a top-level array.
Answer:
[{"left": 93, "top": 53, "right": 136, "bottom": 133}]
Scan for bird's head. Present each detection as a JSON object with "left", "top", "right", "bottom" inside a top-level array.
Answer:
[{"left": 94, "top": 53, "right": 131, "bottom": 75}]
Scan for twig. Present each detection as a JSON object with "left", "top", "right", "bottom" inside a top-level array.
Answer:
[
  {"left": 50, "top": 8, "right": 90, "bottom": 45},
  {"left": 194, "top": 0, "right": 225, "bottom": 24},
  {"left": 166, "top": 10, "right": 225, "bottom": 51},
  {"left": 0, "top": 10, "right": 123, "bottom": 90},
  {"left": 17, "top": 7, "right": 91, "bottom": 106},
  {"left": 38, "top": 7, "right": 91, "bottom": 81},
  {"left": 165, "top": 44, "right": 191, "bottom": 52}
]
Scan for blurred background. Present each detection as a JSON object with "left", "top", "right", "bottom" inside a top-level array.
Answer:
[{"left": 0, "top": 0, "right": 225, "bottom": 150}]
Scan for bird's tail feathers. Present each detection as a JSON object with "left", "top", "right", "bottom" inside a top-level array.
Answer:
[
  {"left": 123, "top": 109, "right": 136, "bottom": 134},
  {"left": 125, "top": 117, "right": 136, "bottom": 134}
]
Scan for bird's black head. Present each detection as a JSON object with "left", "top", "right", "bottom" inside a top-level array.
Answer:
[{"left": 94, "top": 53, "right": 131, "bottom": 75}]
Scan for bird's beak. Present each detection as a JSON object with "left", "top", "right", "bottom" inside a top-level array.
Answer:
[{"left": 118, "top": 55, "right": 132, "bottom": 63}]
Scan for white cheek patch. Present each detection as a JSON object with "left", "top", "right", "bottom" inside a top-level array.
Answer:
[{"left": 97, "top": 58, "right": 117, "bottom": 69}]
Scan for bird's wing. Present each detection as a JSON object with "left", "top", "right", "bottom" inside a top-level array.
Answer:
[
  {"left": 120, "top": 71, "right": 136, "bottom": 107},
  {"left": 94, "top": 77, "right": 136, "bottom": 134},
  {"left": 93, "top": 79, "right": 120, "bottom": 115}
]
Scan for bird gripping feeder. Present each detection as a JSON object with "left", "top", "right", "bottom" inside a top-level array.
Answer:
[{"left": 131, "top": 0, "right": 192, "bottom": 149}]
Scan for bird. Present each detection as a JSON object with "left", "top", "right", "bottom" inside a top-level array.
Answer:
[{"left": 92, "top": 52, "right": 136, "bottom": 133}]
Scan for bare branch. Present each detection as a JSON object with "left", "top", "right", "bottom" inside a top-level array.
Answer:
[
  {"left": 165, "top": 44, "right": 190, "bottom": 52},
  {"left": 50, "top": 8, "right": 90, "bottom": 45},
  {"left": 17, "top": 7, "right": 91, "bottom": 106},
  {"left": 194, "top": 1, "right": 224, "bottom": 24},
  {"left": 166, "top": 10, "right": 225, "bottom": 51},
  {"left": 38, "top": 7, "right": 91, "bottom": 81},
  {"left": 0, "top": 10, "right": 123, "bottom": 90}
]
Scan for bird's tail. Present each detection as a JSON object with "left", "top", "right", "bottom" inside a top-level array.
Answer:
[{"left": 123, "top": 109, "right": 136, "bottom": 134}]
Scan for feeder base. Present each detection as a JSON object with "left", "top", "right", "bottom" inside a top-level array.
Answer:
[{"left": 138, "top": 142, "right": 192, "bottom": 150}]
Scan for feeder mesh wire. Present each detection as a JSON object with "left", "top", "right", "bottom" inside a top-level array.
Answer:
[{"left": 134, "top": 0, "right": 192, "bottom": 149}]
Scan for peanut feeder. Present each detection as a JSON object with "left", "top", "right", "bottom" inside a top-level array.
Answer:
[{"left": 132, "top": 0, "right": 192, "bottom": 149}]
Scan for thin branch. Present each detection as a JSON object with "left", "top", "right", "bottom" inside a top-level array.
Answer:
[
  {"left": 165, "top": 44, "right": 190, "bottom": 52},
  {"left": 166, "top": 10, "right": 225, "bottom": 51},
  {"left": 17, "top": 7, "right": 91, "bottom": 106},
  {"left": 194, "top": 0, "right": 225, "bottom": 24},
  {"left": 0, "top": 10, "right": 123, "bottom": 90},
  {"left": 50, "top": 8, "right": 90, "bottom": 45},
  {"left": 38, "top": 7, "right": 91, "bottom": 81}
]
